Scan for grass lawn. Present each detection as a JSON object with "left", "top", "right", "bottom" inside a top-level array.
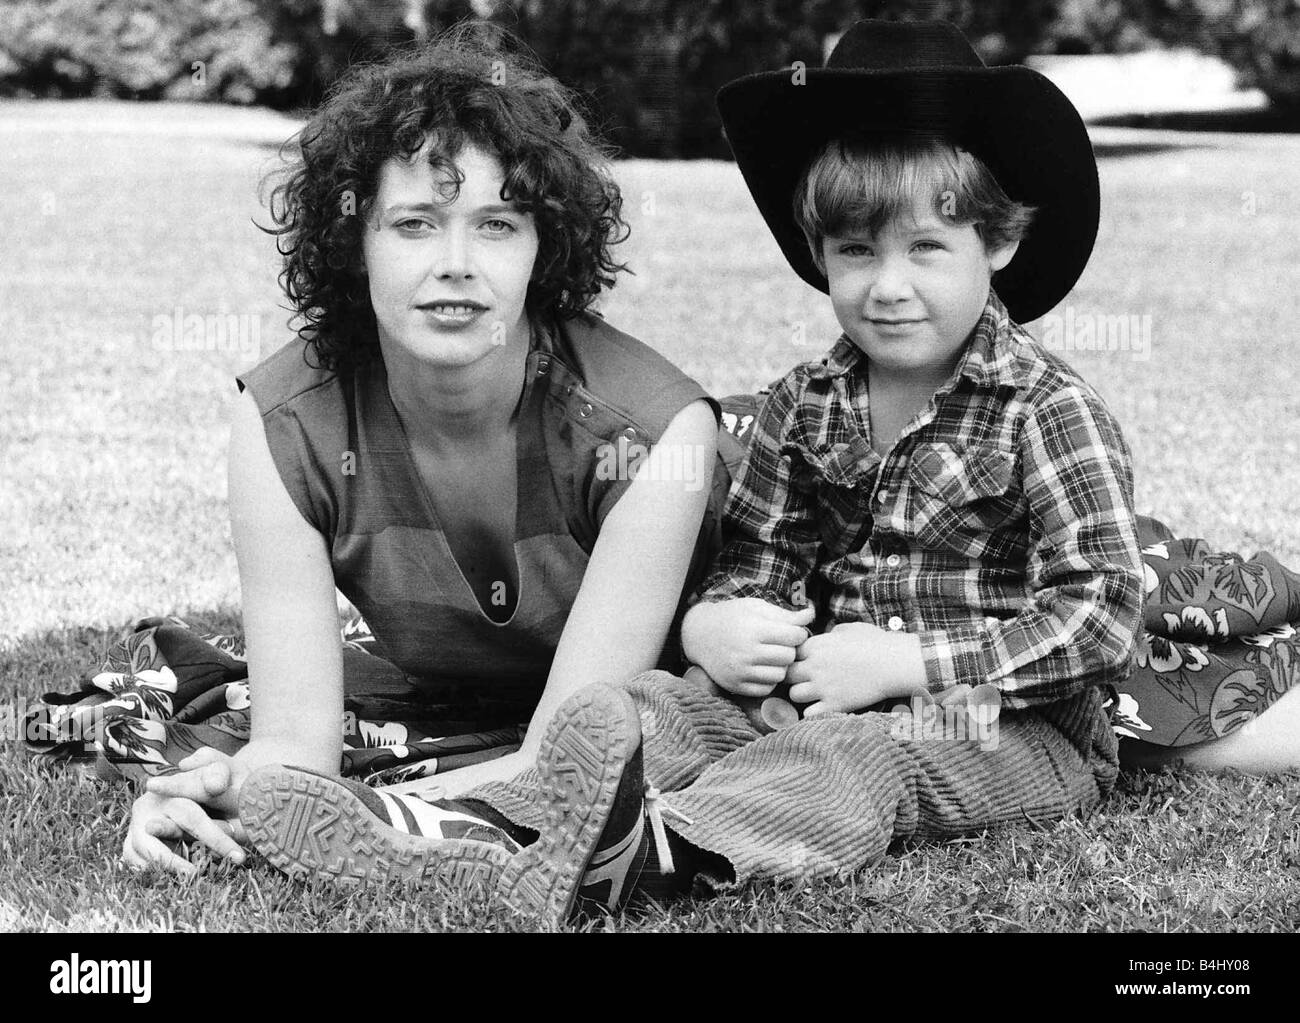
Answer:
[{"left": 2, "top": 102, "right": 1299, "bottom": 932}]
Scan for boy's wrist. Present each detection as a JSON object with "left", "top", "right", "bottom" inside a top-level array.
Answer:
[
  {"left": 864, "top": 631, "right": 927, "bottom": 704},
  {"left": 680, "top": 601, "right": 714, "bottom": 663}
]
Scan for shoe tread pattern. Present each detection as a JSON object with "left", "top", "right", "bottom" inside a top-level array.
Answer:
[
  {"left": 239, "top": 769, "right": 509, "bottom": 891},
  {"left": 497, "top": 686, "right": 636, "bottom": 926}
]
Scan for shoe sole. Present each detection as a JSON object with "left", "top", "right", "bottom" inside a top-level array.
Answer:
[
  {"left": 496, "top": 685, "right": 640, "bottom": 926},
  {"left": 238, "top": 766, "right": 510, "bottom": 891}
]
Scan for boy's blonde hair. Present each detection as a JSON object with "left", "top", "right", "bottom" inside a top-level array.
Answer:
[{"left": 794, "top": 137, "right": 1036, "bottom": 273}]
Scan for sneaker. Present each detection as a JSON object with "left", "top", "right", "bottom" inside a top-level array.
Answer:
[
  {"left": 496, "top": 684, "right": 686, "bottom": 925},
  {"left": 238, "top": 764, "right": 518, "bottom": 890}
]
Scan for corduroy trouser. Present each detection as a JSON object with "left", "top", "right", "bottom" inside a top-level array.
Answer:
[{"left": 468, "top": 671, "right": 1120, "bottom": 885}]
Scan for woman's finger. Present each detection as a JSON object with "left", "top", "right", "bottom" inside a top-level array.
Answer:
[
  {"left": 136, "top": 811, "right": 183, "bottom": 840},
  {"left": 166, "top": 801, "right": 247, "bottom": 864},
  {"left": 120, "top": 835, "right": 147, "bottom": 871},
  {"left": 146, "top": 761, "right": 232, "bottom": 803},
  {"left": 212, "top": 817, "right": 248, "bottom": 845},
  {"left": 787, "top": 680, "right": 815, "bottom": 704},
  {"left": 132, "top": 822, "right": 199, "bottom": 876}
]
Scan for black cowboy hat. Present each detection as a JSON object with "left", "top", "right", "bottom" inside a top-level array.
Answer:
[{"left": 716, "top": 19, "right": 1099, "bottom": 323}]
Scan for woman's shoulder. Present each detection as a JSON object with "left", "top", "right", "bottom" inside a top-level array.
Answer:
[
  {"left": 549, "top": 312, "right": 714, "bottom": 439},
  {"left": 235, "top": 338, "right": 346, "bottom": 418}
]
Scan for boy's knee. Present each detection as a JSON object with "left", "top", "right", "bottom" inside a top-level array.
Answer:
[{"left": 617, "top": 668, "right": 685, "bottom": 694}]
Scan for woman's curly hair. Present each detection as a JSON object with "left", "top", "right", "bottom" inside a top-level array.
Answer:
[{"left": 262, "top": 24, "right": 628, "bottom": 371}]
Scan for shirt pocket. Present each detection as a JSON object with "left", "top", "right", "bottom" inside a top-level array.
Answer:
[
  {"left": 908, "top": 441, "right": 1025, "bottom": 560},
  {"left": 782, "top": 438, "right": 876, "bottom": 557}
]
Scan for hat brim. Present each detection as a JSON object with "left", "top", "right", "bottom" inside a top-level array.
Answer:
[{"left": 716, "top": 66, "right": 1099, "bottom": 323}]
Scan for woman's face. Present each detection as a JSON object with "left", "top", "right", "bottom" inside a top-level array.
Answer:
[{"left": 362, "top": 141, "right": 539, "bottom": 370}]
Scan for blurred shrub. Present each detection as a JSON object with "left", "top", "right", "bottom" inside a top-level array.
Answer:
[
  {"left": 1050, "top": 0, "right": 1159, "bottom": 54},
  {"left": 2, "top": 0, "right": 1295, "bottom": 149},
  {"left": 0, "top": 0, "right": 297, "bottom": 102}
]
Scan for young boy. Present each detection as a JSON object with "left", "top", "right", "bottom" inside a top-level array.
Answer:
[
  {"left": 482, "top": 17, "right": 1142, "bottom": 921},
  {"left": 240, "top": 19, "right": 1145, "bottom": 926}
]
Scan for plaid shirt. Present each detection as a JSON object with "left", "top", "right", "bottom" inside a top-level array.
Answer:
[{"left": 694, "top": 292, "right": 1144, "bottom": 710}]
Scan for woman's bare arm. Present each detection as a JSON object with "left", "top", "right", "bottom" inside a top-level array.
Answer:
[
  {"left": 125, "top": 390, "right": 346, "bottom": 870},
  {"left": 524, "top": 397, "right": 718, "bottom": 748},
  {"left": 227, "top": 387, "right": 344, "bottom": 779},
  {"left": 141, "top": 390, "right": 344, "bottom": 815}
]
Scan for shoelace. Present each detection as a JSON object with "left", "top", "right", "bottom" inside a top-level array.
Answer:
[{"left": 643, "top": 784, "right": 693, "bottom": 875}]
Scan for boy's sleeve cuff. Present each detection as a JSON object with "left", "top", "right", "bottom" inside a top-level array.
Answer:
[
  {"left": 917, "top": 621, "right": 999, "bottom": 695},
  {"left": 691, "top": 577, "right": 800, "bottom": 610}
]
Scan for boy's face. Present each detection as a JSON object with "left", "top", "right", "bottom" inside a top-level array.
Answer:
[{"left": 823, "top": 207, "right": 1018, "bottom": 381}]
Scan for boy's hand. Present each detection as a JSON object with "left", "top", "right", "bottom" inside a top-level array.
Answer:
[
  {"left": 786, "top": 621, "right": 927, "bottom": 716},
  {"left": 682, "top": 598, "right": 815, "bottom": 697}
]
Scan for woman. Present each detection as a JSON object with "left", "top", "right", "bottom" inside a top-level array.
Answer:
[{"left": 116, "top": 27, "right": 723, "bottom": 875}]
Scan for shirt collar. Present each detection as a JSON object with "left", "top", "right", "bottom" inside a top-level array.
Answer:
[{"left": 807, "top": 289, "right": 1020, "bottom": 395}]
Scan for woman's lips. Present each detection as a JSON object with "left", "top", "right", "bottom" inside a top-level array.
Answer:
[{"left": 418, "top": 303, "right": 487, "bottom": 327}]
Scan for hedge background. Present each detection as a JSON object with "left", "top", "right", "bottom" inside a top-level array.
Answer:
[{"left": 1, "top": 0, "right": 1295, "bottom": 157}]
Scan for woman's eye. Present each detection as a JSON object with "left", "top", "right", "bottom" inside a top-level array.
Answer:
[
  {"left": 482, "top": 218, "right": 516, "bottom": 235},
  {"left": 839, "top": 243, "right": 872, "bottom": 257},
  {"left": 395, "top": 219, "right": 431, "bottom": 232},
  {"left": 913, "top": 241, "right": 942, "bottom": 253}
]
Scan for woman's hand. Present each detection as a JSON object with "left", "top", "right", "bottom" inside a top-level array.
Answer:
[
  {"left": 681, "top": 598, "right": 815, "bottom": 697},
  {"left": 143, "top": 747, "right": 247, "bottom": 819},
  {"left": 120, "top": 791, "right": 246, "bottom": 877},
  {"left": 120, "top": 748, "right": 250, "bottom": 876}
]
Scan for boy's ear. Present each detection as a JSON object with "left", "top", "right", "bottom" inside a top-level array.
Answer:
[{"left": 987, "top": 238, "right": 1020, "bottom": 274}]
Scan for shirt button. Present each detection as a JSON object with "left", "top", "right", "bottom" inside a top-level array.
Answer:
[
  {"left": 885, "top": 553, "right": 902, "bottom": 569},
  {"left": 578, "top": 403, "right": 593, "bottom": 418},
  {"left": 887, "top": 615, "right": 904, "bottom": 631},
  {"left": 622, "top": 426, "right": 638, "bottom": 440},
  {"left": 536, "top": 358, "right": 550, "bottom": 376},
  {"left": 876, "top": 490, "right": 888, "bottom": 503}
]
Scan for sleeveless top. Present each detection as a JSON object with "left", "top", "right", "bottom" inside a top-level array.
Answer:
[{"left": 235, "top": 313, "right": 729, "bottom": 718}]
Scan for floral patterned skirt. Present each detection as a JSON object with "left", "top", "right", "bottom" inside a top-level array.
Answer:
[
  {"left": 23, "top": 615, "right": 527, "bottom": 785},
  {"left": 1110, "top": 516, "right": 1300, "bottom": 747}
]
